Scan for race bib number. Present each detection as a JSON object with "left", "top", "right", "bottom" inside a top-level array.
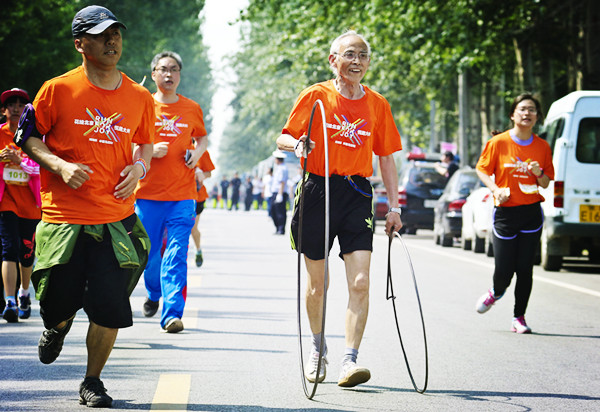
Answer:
[{"left": 3, "top": 165, "right": 29, "bottom": 185}]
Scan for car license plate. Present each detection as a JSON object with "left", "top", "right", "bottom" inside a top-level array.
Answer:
[
  {"left": 580, "top": 204, "right": 600, "bottom": 223},
  {"left": 424, "top": 199, "right": 437, "bottom": 208}
]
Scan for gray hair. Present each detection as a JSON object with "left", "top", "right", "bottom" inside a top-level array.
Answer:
[
  {"left": 151, "top": 51, "right": 183, "bottom": 71},
  {"left": 329, "top": 30, "right": 371, "bottom": 76}
]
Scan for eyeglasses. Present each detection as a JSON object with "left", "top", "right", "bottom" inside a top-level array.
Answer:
[
  {"left": 516, "top": 107, "right": 537, "bottom": 114},
  {"left": 335, "top": 51, "right": 370, "bottom": 61},
  {"left": 154, "top": 67, "right": 180, "bottom": 74}
]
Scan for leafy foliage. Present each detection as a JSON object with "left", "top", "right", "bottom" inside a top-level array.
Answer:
[
  {"left": 222, "top": 0, "right": 599, "bottom": 171},
  {"left": 0, "top": 0, "right": 214, "bottom": 133}
]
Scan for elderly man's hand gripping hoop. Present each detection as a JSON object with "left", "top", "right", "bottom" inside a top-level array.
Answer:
[{"left": 294, "top": 135, "right": 315, "bottom": 158}]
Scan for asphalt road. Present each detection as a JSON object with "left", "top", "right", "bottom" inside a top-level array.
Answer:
[{"left": 1, "top": 207, "right": 599, "bottom": 411}]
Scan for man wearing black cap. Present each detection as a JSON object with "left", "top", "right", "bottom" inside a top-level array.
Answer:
[{"left": 19, "top": 5, "right": 155, "bottom": 408}]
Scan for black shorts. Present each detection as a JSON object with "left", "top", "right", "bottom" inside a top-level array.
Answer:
[
  {"left": 291, "top": 174, "right": 374, "bottom": 260},
  {"left": 195, "top": 200, "right": 205, "bottom": 215},
  {"left": 493, "top": 202, "right": 543, "bottom": 239},
  {"left": 0, "top": 211, "right": 39, "bottom": 266},
  {"left": 39, "top": 214, "right": 137, "bottom": 330}
]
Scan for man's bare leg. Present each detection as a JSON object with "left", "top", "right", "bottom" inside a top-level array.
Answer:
[
  {"left": 85, "top": 321, "right": 118, "bottom": 378},
  {"left": 304, "top": 257, "right": 327, "bottom": 336},
  {"left": 338, "top": 250, "right": 372, "bottom": 387}
]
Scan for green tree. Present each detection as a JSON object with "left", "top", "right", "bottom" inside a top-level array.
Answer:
[{"left": 1, "top": 0, "right": 214, "bottom": 134}]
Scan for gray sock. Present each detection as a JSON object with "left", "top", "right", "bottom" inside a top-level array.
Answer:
[
  {"left": 312, "top": 333, "right": 327, "bottom": 355},
  {"left": 343, "top": 347, "right": 358, "bottom": 364}
]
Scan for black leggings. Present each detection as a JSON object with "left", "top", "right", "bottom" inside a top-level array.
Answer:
[{"left": 492, "top": 203, "right": 542, "bottom": 318}]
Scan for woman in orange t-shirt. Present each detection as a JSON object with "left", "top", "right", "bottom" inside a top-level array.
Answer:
[
  {"left": 190, "top": 150, "right": 214, "bottom": 267},
  {"left": 0, "top": 88, "right": 41, "bottom": 323},
  {"left": 475, "top": 93, "right": 554, "bottom": 334}
]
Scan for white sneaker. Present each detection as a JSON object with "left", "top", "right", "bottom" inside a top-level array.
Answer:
[
  {"left": 163, "top": 318, "right": 184, "bottom": 333},
  {"left": 338, "top": 361, "right": 371, "bottom": 387},
  {"left": 476, "top": 289, "right": 502, "bottom": 314},
  {"left": 304, "top": 349, "right": 327, "bottom": 383},
  {"left": 511, "top": 316, "right": 532, "bottom": 334}
]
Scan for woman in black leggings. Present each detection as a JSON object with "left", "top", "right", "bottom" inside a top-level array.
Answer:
[{"left": 474, "top": 93, "right": 554, "bottom": 333}]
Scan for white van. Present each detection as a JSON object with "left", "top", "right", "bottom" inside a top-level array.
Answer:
[{"left": 539, "top": 91, "right": 600, "bottom": 271}]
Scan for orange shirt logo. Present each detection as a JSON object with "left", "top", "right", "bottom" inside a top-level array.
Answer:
[
  {"left": 328, "top": 113, "right": 370, "bottom": 149},
  {"left": 155, "top": 114, "right": 190, "bottom": 137},
  {"left": 75, "top": 108, "right": 130, "bottom": 143}
]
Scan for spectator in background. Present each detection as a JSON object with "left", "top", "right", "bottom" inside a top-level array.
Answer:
[
  {"left": 135, "top": 50, "right": 207, "bottom": 334},
  {"left": 229, "top": 172, "right": 241, "bottom": 211},
  {"left": 244, "top": 176, "right": 253, "bottom": 211},
  {"left": 262, "top": 167, "right": 273, "bottom": 212},
  {"left": 270, "top": 150, "right": 289, "bottom": 235},
  {"left": 435, "top": 151, "right": 459, "bottom": 182},
  {"left": 251, "top": 174, "right": 263, "bottom": 210},
  {"left": 210, "top": 184, "right": 219, "bottom": 207},
  {"left": 0, "top": 88, "right": 41, "bottom": 323},
  {"left": 191, "top": 150, "right": 215, "bottom": 268},
  {"left": 220, "top": 175, "right": 229, "bottom": 209}
]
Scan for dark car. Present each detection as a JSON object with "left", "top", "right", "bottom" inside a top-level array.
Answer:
[
  {"left": 397, "top": 160, "right": 447, "bottom": 234},
  {"left": 433, "top": 168, "right": 480, "bottom": 246},
  {"left": 374, "top": 153, "right": 446, "bottom": 234}
]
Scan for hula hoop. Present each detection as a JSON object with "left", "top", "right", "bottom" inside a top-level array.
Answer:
[
  {"left": 386, "top": 232, "right": 429, "bottom": 394},
  {"left": 296, "top": 99, "right": 329, "bottom": 400}
]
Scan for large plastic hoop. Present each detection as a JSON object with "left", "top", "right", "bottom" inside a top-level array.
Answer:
[
  {"left": 387, "top": 232, "right": 429, "bottom": 393},
  {"left": 296, "top": 99, "right": 329, "bottom": 399}
]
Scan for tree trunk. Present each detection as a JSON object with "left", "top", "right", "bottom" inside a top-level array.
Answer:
[{"left": 584, "top": 0, "right": 600, "bottom": 89}]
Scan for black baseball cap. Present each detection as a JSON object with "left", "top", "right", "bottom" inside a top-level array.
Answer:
[{"left": 72, "top": 5, "right": 126, "bottom": 38}]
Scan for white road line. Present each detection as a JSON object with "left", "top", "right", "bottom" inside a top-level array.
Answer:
[
  {"left": 394, "top": 240, "right": 600, "bottom": 298},
  {"left": 151, "top": 374, "right": 191, "bottom": 411}
]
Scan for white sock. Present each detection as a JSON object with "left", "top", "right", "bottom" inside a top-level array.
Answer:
[{"left": 19, "top": 287, "right": 30, "bottom": 297}]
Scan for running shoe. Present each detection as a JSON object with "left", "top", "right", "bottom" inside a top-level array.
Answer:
[
  {"left": 164, "top": 317, "right": 184, "bottom": 333},
  {"left": 195, "top": 250, "right": 203, "bottom": 268},
  {"left": 304, "top": 349, "right": 327, "bottom": 383},
  {"left": 476, "top": 289, "right": 502, "bottom": 314},
  {"left": 2, "top": 301, "right": 18, "bottom": 323},
  {"left": 38, "top": 318, "right": 74, "bottom": 364},
  {"left": 79, "top": 376, "right": 113, "bottom": 408},
  {"left": 511, "top": 316, "right": 532, "bottom": 334},
  {"left": 338, "top": 360, "right": 371, "bottom": 387},
  {"left": 18, "top": 294, "right": 31, "bottom": 319},
  {"left": 142, "top": 298, "right": 159, "bottom": 317}
]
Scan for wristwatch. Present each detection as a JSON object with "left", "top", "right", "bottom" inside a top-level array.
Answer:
[{"left": 387, "top": 207, "right": 402, "bottom": 216}]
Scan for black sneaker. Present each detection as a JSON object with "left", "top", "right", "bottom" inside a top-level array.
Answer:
[
  {"left": 79, "top": 377, "right": 113, "bottom": 408},
  {"left": 2, "top": 301, "right": 18, "bottom": 323},
  {"left": 38, "top": 318, "right": 73, "bottom": 364},
  {"left": 18, "top": 294, "right": 31, "bottom": 319},
  {"left": 142, "top": 298, "right": 159, "bottom": 317}
]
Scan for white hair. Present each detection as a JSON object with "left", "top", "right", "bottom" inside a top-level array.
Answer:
[{"left": 329, "top": 30, "right": 371, "bottom": 76}]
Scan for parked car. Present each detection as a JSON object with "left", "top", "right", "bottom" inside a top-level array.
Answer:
[
  {"left": 373, "top": 153, "right": 443, "bottom": 224},
  {"left": 433, "top": 168, "right": 480, "bottom": 246},
  {"left": 461, "top": 184, "right": 495, "bottom": 255},
  {"left": 538, "top": 91, "right": 600, "bottom": 271},
  {"left": 393, "top": 157, "right": 446, "bottom": 234}
]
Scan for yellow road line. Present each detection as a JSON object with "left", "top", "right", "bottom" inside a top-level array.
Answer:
[{"left": 151, "top": 374, "right": 191, "bottom": 411}]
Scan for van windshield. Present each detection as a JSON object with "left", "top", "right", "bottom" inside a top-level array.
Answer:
[{"left": 576, "top": 117, "right": 600, "bottom": 164}]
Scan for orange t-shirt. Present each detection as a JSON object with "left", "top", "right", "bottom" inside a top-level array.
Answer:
[
  {"left": 476, "top": 130, "right": 555, "bottom": 207},
  {"left": 196, "top": 150, "right": 215, "bottom": 202},
  {"left": 34, "top": 66, "right": 155, "bottom": 224},
  {"left": 0, "top": 124, "right": 41, "bottom": 220},
  {"left": 135, "top": 94, "right": 207, "bottom": 201},
  {"left": 282, "top": 80, "right": 402, "bottom": 177}
]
